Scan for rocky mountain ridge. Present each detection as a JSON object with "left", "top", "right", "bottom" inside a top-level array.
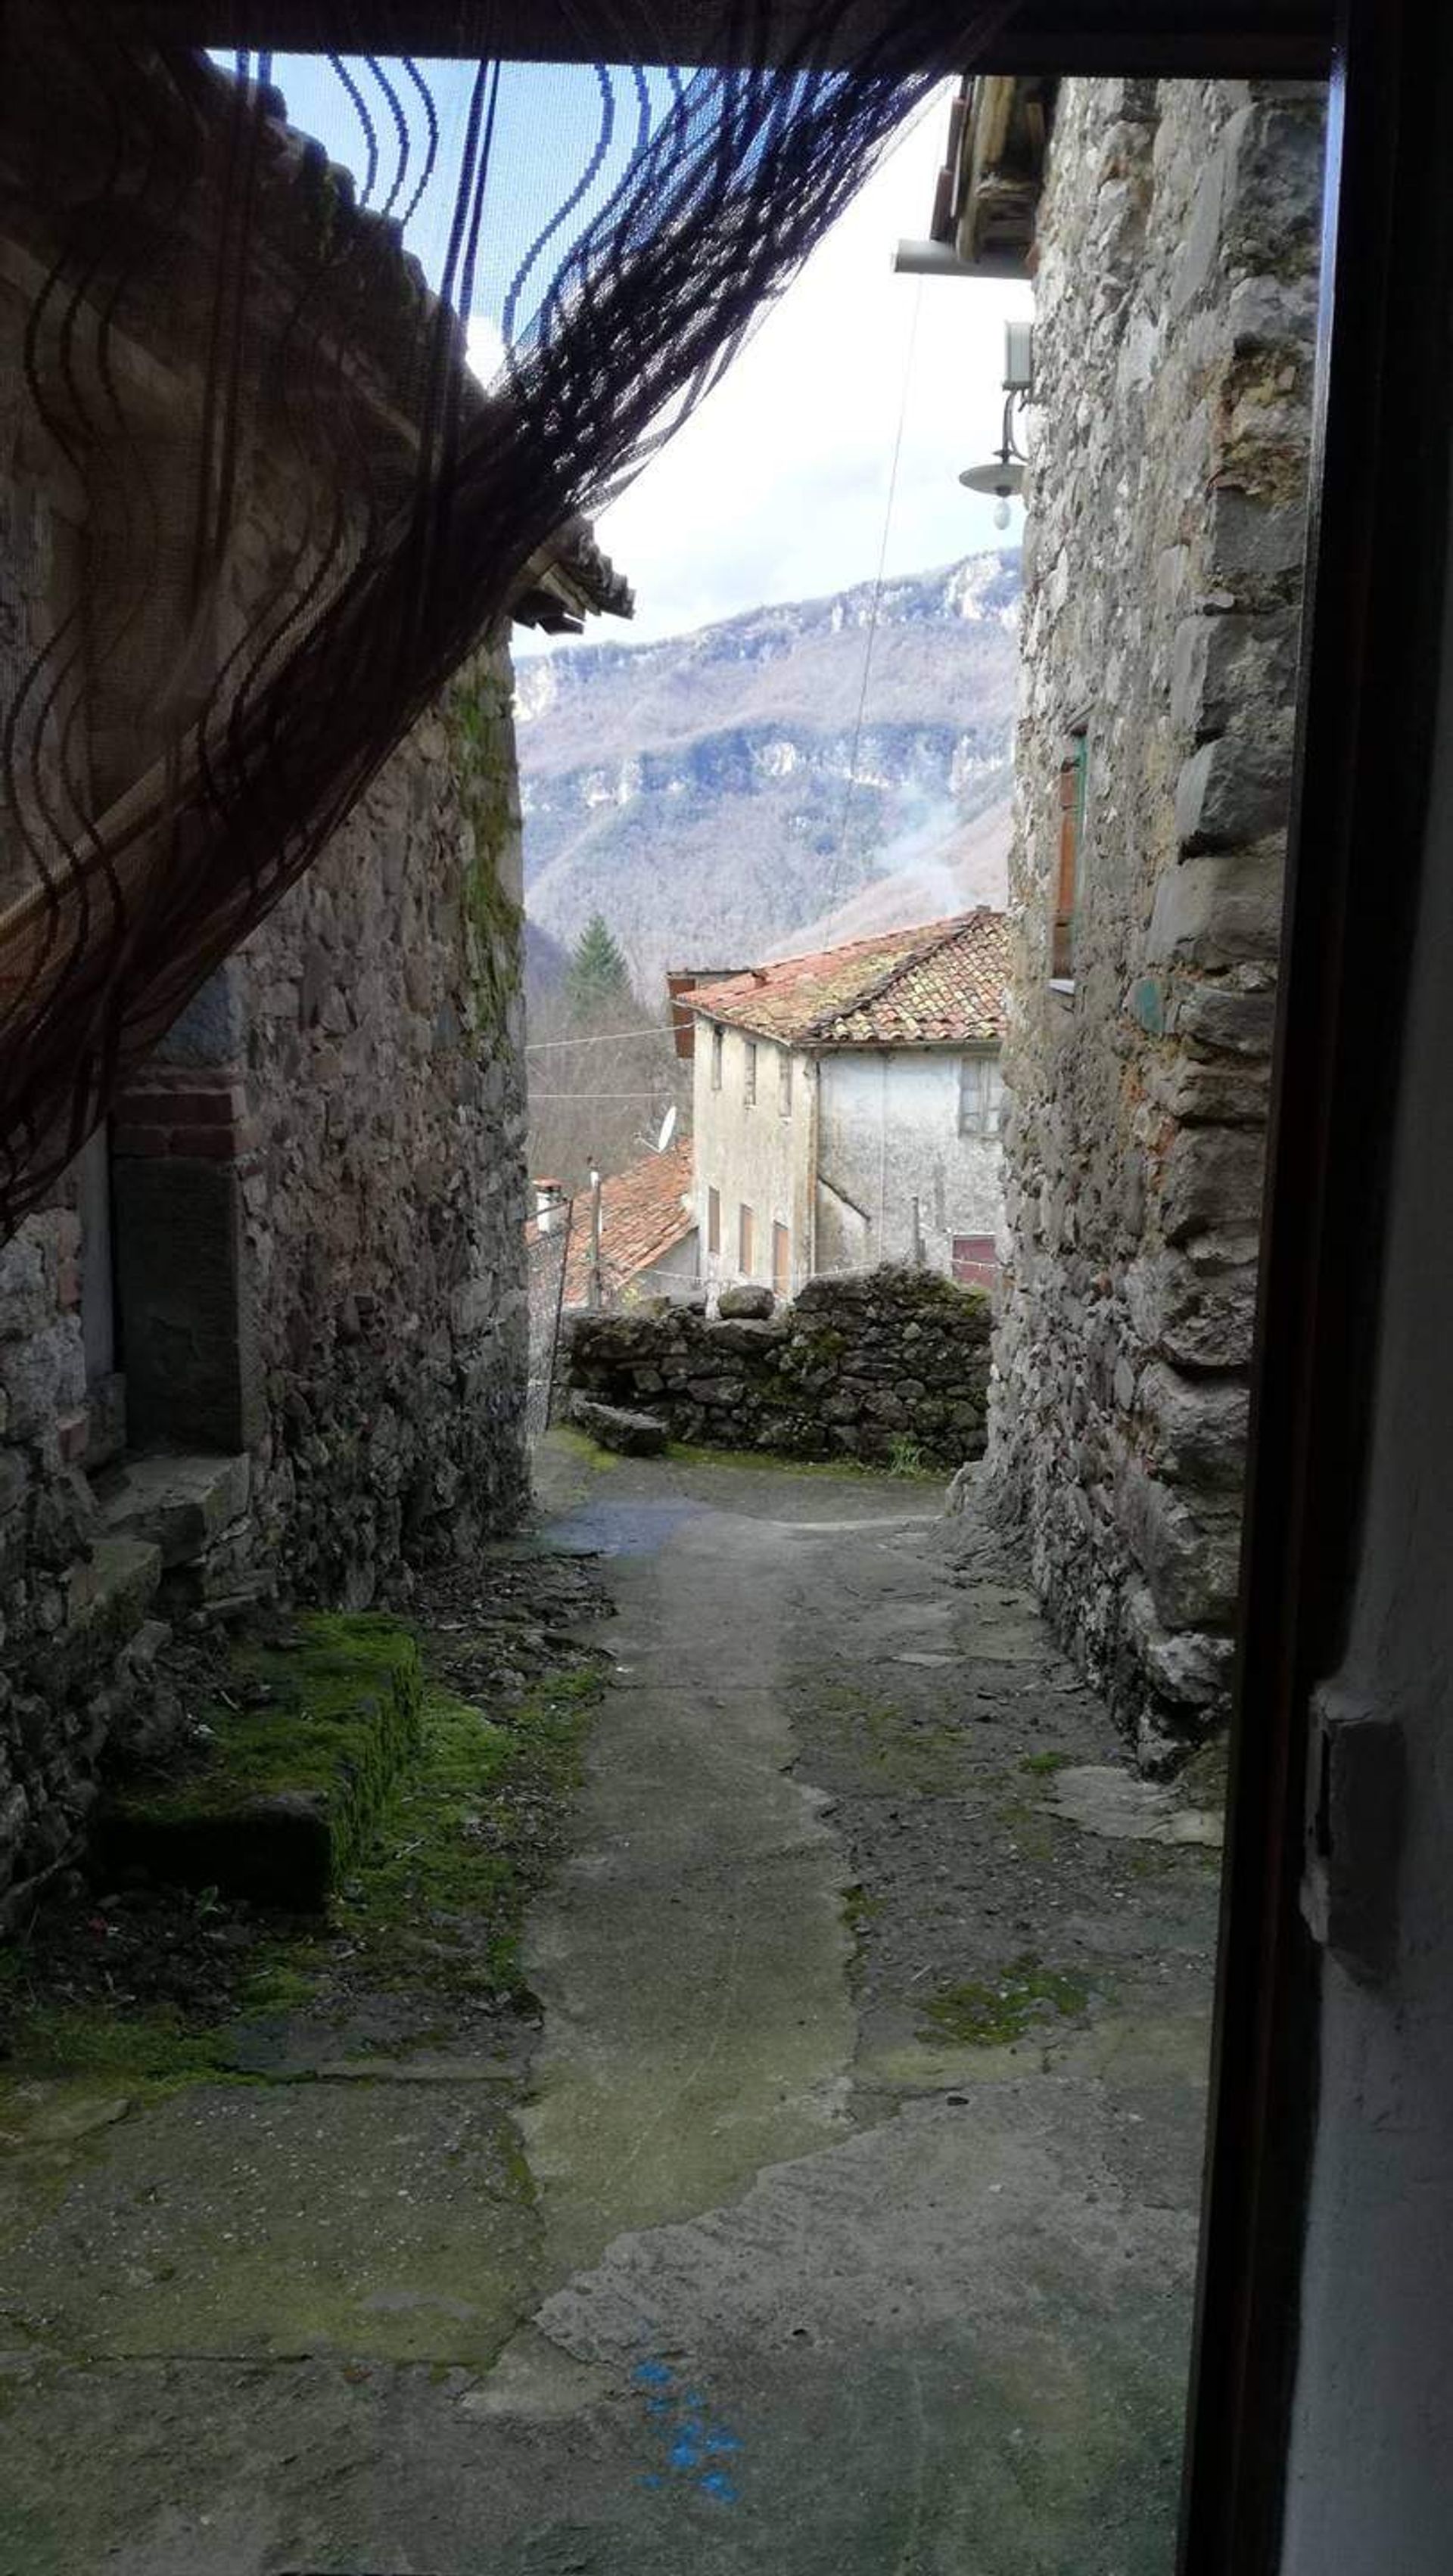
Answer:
[{"left": 516, "top": 549, "right": 1020, "bottom": 986}]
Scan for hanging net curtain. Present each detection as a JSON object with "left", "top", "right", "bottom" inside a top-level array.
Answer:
[{"left": 0, "top": 0, "right": 1007, "bottom": 1238}]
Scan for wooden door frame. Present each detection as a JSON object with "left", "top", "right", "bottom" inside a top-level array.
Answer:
[{"left": 1180, "top": 2, "right": 1446, "bottom": 2563}]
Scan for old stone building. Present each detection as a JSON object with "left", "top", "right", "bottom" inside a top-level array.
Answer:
[
  {"left": 929, "top": 74, "right": 1323, "bottom": 1759},
  {"left": 0, "top": 42, "right": 628, "bottom": 1918}
]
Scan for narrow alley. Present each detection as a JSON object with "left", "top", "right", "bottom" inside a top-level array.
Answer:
[{"left": 1, "top": 1442, "right": 1220, "bottom": 2575}]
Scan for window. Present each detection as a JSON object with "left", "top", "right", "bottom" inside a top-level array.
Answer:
[
  {"left": 960, "top": 1052, "right": 1005, "bottom": 1138},
  {"left": 1053, "top": 728, "right": 1088, "bottom": 983},
  {"left": 711, "top": 1024, "right": 723, "bottom": 1091},
  {"left": 739, "top": 1202, "right": 755, "bottom": 1276},
  {"left": 778, "top": 1048, "right": 792, "bottom": 1116},
  {"left": 772, "top": 1220, "right": 790, "bottom": 1297},
  {"left": 745, "top": 1039, "right": 758, "bottom": 1105},
  {"left": 707, "top": 1185, "right": 720, "bottom": 1256},
  {"left": 953, "top": 1235, "right": 998, "bottom": 1291}
]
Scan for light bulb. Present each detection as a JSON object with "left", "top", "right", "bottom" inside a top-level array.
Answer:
[{"left": 993, "top": 494, "right": 1012, "bottom": 531}]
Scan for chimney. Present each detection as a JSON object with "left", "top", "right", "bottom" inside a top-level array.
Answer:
[{"left": 534, "top": 1178, "right": 565, "bottom": 1236}]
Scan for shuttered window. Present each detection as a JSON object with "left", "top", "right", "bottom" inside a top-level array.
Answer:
[
  {"left": 953, "top": 1235, "right": 997, "bottom": 1290},
  {"left": 739, "top": 1202, "right": 755, "bottom": 1275},
  {"left": 772, "top": 1220, "right": 790, "bottom": 1295},
  {"left": 708, "top": 1185, "right": 720, "bottom": 1255}
]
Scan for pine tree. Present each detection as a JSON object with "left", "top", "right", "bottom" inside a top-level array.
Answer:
[{"left": 565, "top": 913, "right": 633, "bottom": 1019}]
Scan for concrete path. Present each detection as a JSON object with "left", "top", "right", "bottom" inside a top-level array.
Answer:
[{"left": 0, "top": 1444, "right": 1221, "bottom": 2574}]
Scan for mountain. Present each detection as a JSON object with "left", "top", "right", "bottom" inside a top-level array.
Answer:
[
  {"left": 515, "top": 550, "right": 1019, "bottom": 988},
  {"left": 523, "top": 915, "right": 569, "bottom": 1001}
]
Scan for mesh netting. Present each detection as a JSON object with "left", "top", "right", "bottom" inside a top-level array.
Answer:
[{"left": 0, "top": 2, "right": 1006, "bottom": 1236}]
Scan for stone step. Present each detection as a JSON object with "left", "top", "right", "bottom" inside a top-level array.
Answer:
[
  {"left": 93, "top": 1450, "right": 251, "bottom": 1570},
  {"left": 570, "top": 1395, "right": 669, "bottom": 1456},
  {"left": 96, "top": 1611, "right": 424, "bottom": 1909}
]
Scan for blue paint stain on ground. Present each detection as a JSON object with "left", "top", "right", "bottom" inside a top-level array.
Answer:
[{"left": 632, "top": 2357, "right": 742, "bottom": 2506}]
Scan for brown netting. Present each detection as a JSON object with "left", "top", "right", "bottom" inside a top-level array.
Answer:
[{"left": 0, "top": 2, "right": 1007, "bottom": 1237}]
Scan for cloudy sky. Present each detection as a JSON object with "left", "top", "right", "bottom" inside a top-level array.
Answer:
[
  {"left": 577, "top": 94, "right": 1033, "bottom": 645},
  {"left": 265, "top": 55, "right": 1030, "bottom": 650}
]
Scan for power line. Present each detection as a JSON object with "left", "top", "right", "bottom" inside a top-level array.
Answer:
[
  {"left": 821, "top": 275, "right": 923, "bottom": 923},
  {"left": 524, "top": 1024, "right": 680, "bottom": 1052}
]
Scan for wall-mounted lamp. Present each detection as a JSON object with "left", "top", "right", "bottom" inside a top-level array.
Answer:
[{"left": 960, "top": 321, "right": 1035, "bottom": 528}]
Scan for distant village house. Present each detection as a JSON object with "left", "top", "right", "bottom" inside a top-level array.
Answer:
[
  {"left": 529, "top": 1142, "right": 696, "bottom": 1313},
  {"left": 677, "top": 911, "right": 1010, "bottom": 1297}
]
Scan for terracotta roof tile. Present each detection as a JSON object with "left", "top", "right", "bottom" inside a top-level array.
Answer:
[
  {"left": 527, "top": 1139, "right": 695, "bottom": 1306},
  {"left": 683, "top": 910, "right": 1009, "bottom": 1049}
]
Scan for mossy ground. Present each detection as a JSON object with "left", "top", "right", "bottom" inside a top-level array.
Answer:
[
  {"left": 323, "top": 1664, "right": 600, "bottom": 2006},
  {"left": 110, "top": 1610, "right": 423, "bottom": 1887},
  {"left": 919, "top": 1956, "right": 1092, "bottom": 2047},
  {"left": 2, "top": 1611, "right": 605, "bottom": 2094},
  {"left": 803, "top": 1679, "right": 970, "bottom": 1796}
]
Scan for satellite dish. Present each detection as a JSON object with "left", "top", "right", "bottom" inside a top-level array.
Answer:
[{"left": 655, "top": 1104, "right": 677, "bottom": 1152}]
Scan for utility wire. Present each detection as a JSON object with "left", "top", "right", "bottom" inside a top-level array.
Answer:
[
  {"left": 820, "top": 276, "right": 923, "bottom": 924},
  {"left": 524, "top": 1023, "right": 682, "bottom": 1051}
]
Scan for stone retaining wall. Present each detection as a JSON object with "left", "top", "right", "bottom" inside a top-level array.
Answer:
[{"left": 564, "top": 1268, "right": 991, "bottom": 1466}]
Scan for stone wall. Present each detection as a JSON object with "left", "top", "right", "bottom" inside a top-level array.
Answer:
[
  {"left": 237, "top": 649, "right": 529, "bottom": 1599},
  {"left": 0, "top": 648, "right": 530, "bottom": 1919},
  {"left": 0, "top": 1204, "right": 182, "bottom": 1924},
  {"left": 565, "top": 1267, "right": 991, "bottom": 1466},
  {"left": 988, "top": 77, "right": 1323, "bottom": 1762},
  {"left": 0, "top": 36, "right": 535, "bottom": 1913}
]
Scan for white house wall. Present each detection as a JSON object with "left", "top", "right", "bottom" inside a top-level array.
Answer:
[
  {"left": 815, "top": 1050, "right": 1004, "bottom": 1279},
  {"left": 692, "top": 1020, "right": 814, "bottom": 1288}
]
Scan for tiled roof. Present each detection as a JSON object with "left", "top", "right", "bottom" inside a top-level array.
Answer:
[
  {"left": 683, "top": 909, "right": 1010, "bottom": 1049},
  {"left": 527, "top": 1139, "right": 695, "bottom": 1306}
]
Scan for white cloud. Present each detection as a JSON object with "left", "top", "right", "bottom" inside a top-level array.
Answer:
[
  {"left": 575, "top": 90, "right": 1035, "bottom": 647},
  {"left": 465, "top": 312, "right": 506, "bottom": 384}
]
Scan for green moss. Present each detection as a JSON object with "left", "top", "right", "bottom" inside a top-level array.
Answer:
[
  {"left": 2, "top": 2006, "right": 250, "bottom": 2099},
  {"left": 918, "top": 1956, "right": 1091, "bottom": 2047},
  {"left": 109, "top": 1611, "right": 423, "bottom": 1900},
  {"left": 794, "top": 1680, "right": 968, "bottom": 1795},
  {"left": 994, "top": 1795, "right": 1057, "bottom": 1863},
  {"left": 840, "top": 1882, "right": 883, "bottom": 1941},
  {"left": 1020, "top": 1750, "right": 1076, "bottom": 1777},
  {"left": 328, "top": 1662, "right": 602, "bottom": 2004}
]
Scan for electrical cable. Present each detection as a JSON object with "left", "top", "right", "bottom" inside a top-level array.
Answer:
[{"left": 818, "top": 273, "right": 923, "bottom": 926}]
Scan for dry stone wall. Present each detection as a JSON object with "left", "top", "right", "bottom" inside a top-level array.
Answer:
[
  {"left": 989, "top": 76, "right": 1323, "bottom": 1762},
  {"left": 565, "top": 1268, "right": 991, "bottom": 1466}
]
